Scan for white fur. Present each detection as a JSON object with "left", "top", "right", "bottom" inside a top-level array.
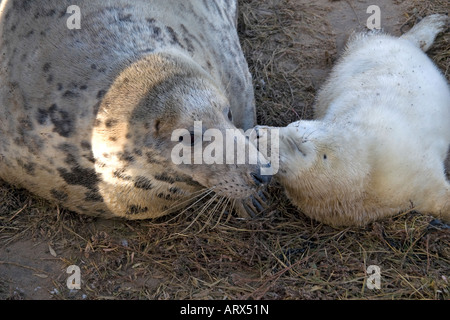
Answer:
[{"left": 260, "top": 15, "right": 450, "bottom": 227}]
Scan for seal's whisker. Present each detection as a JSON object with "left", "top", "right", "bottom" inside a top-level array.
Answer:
[
  {"left": 212, "top": 196, "right": 231, "bottom": 229},
  {"left": 183, "top": 192, "right": 219, "bottom": 232},
  {"left": 167, "top": 188, "right": 212, "bottom": 211},
  {"left": 225, "top": 199, "right": 237, "bottom": 224},
  {"left": 197, "top": 196, "right": 225, "bottom": 233},
  {"left": 160, "top": 187, "right": 216, "bottom": 224}
]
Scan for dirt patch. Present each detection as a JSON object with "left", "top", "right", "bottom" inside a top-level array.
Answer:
[
  {"left": 327, "top": 0, "right": 406, "bottom": 52},
  {"left": 0, "top": 241, "right": 65, "bottom": 299},
  {"left": 1, "top": 0, "right": 449, "bottom": 300}
]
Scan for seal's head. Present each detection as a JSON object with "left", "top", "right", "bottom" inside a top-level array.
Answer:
[
  {"left": 257, "top": 121, "right": 341, "bottom": 183},
  {"left": 92, "top": 53, "right": 270, "bottom": 218}
]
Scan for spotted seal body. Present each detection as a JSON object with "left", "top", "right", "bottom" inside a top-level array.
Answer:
[
  {"left": 257, "top": 15, "right": 450, "bottom": 227},
  {"left": 0, "top": 0, "right": 268, "bottom": 219}
]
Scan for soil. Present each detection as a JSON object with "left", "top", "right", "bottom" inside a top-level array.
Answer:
[{"left": 0, "top": 0, "right": 449, "bottom": 300}]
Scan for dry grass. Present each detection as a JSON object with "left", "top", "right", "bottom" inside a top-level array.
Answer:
[{"left": 0, "top": 0, "right": 449, "bottom": 300}]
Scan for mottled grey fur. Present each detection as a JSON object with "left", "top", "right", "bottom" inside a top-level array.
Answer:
[{"left": 0, "top": 0, "right": 263, "bottom": 219}]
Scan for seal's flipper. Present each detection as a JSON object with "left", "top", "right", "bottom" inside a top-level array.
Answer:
[{"left": 401, "top": 14, "right": 448, "bottom": 52}]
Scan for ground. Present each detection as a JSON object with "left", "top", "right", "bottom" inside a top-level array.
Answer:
[{"left": 0, "top": 0, "right": 449, "bottom": 300}]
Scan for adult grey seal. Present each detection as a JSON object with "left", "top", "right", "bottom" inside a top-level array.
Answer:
[{"left": 0, "top": 0, "right": 270, "bottom": 219}]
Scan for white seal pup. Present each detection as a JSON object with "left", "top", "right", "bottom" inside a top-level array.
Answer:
[
  {"left": 0, "top": 0, "right": 270, "bottom": 219},
  {"left": 257, "top": 14, "right": 450, "bottom": 227}
]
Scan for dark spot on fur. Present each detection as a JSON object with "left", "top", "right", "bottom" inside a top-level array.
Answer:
[
  {"left": 64, "top": 90, "right": 79, "bottom": 98},
  {"left": 96, "top": 209, "right": 108, "bottom": 216},
  {"left": 57, "top": 143, "right": 78, "bottom": 163},
  {"left": 134, "top": 176, "right": 153, "bottom": 190},
  {"left": 85, "top": 190, "right": 104, "bottom": 202},
  {"left": 109, "top": 136, "right": 117, "bottom": 142},
  {"left": 49, "top": 104, "right": 74, "bottom": 137},
  {"left": 57, "top": 167, "right": 99, "bottom": 190},
  {"left": 18, "top": 118, "right": 33, "bottom": 131},
  {"left": 50, "top": 189, "right": 68, "bottom": 202},
  {"left": 119, "top": 151, "right": 134, "bottom": 163},
  {"left": 59, "top": 8, "right": 68, "bottom": 18},
  {"left": 157, "top": 193, "right": 172, "bottom": 200},
  {"left": 146, "top": 151, "right": 161, "bottom": 164},
  {"left": 127, "top": 205, "right": 148, "bottom": 215},
  {"left": 133, "top": 149, "right": 143, "bottom": 157},
  {"left": 118, "top": 13, "right": 132, "bottom": 22},
  {"left": 13, "top": 137, "right": 24, "bottom": 146},
  {"left": 43, "top": 63, "right": 51, "bottom": 73},
  {"left": 153, "top": 26, "right": 162, "bottom": 38},
  {"left": 80, "top": 85, "right": 88, "bottom": 90},
  {"left": 84, "top": 153, "right": 96, "bottom": 164},
  {"left": 154, "top": 172, "right": 176, "bottom": 184},
  {"left": 36, "top": 108, "right": 49, "bottom": 126},
  {"left": 113, "top": 169, "right": 132, "bottom": 181},
  {"left": 20, "top": 161, "right": 36, "bottom": 175},
  {"left": 169, "top": 187, "right": 181, "bottom": 194},
  {"left": 81, "top": 141, "right": 91, "bottom": 150},
  {"left": 63, "top": 153, "right": 78, "bottom": 166},
  {"left": 166, "top": 26, "right": 184, "bottom": 48},
  {"left": 92, "top": 102, "right": 101, "bottom": 116},
  {"left": 175, "top": 176, "right": 203, "bottom": 187},
  {"left": 105, "top": 119, "right": 118, "bottom": 128},
  {"left": 95, "top": 160, "right": 106, "bottom": 168},
  {"left": 97, "top": 90, "right": 106, "bottom": 99},
  {"left": 91, "top": 64, "right": 97, "bottom": 70},
  {"left": 46, "top": 9, "right": 56, "bottom": 17},
  {"left": 57, "top": 83, "right": 63, "bottom": 91}
]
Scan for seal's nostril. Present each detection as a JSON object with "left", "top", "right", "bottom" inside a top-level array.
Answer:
[
  {"left": 262, "top": 162, "right": 271, "bottom": 168},
  {"left": 251, "top": 172, "right": 272, "bottom": 185}
]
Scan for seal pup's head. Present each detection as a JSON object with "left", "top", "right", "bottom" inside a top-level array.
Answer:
[
  {"left": 92, "top": 52, "right": 270, "bottom": 218},
  {"left": 255, "top": 121, "right": 370, "bottom": 225}
]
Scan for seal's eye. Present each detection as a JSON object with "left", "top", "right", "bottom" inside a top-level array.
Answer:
[
  {"left": 323, "top": 154, "right": 327, "bottom": 160},
  {"left": 227, "top": 109, "right": 233, "bottom": 122},
  {"left": 179, "top": 131, "right": 196, "bottom": 146}
]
